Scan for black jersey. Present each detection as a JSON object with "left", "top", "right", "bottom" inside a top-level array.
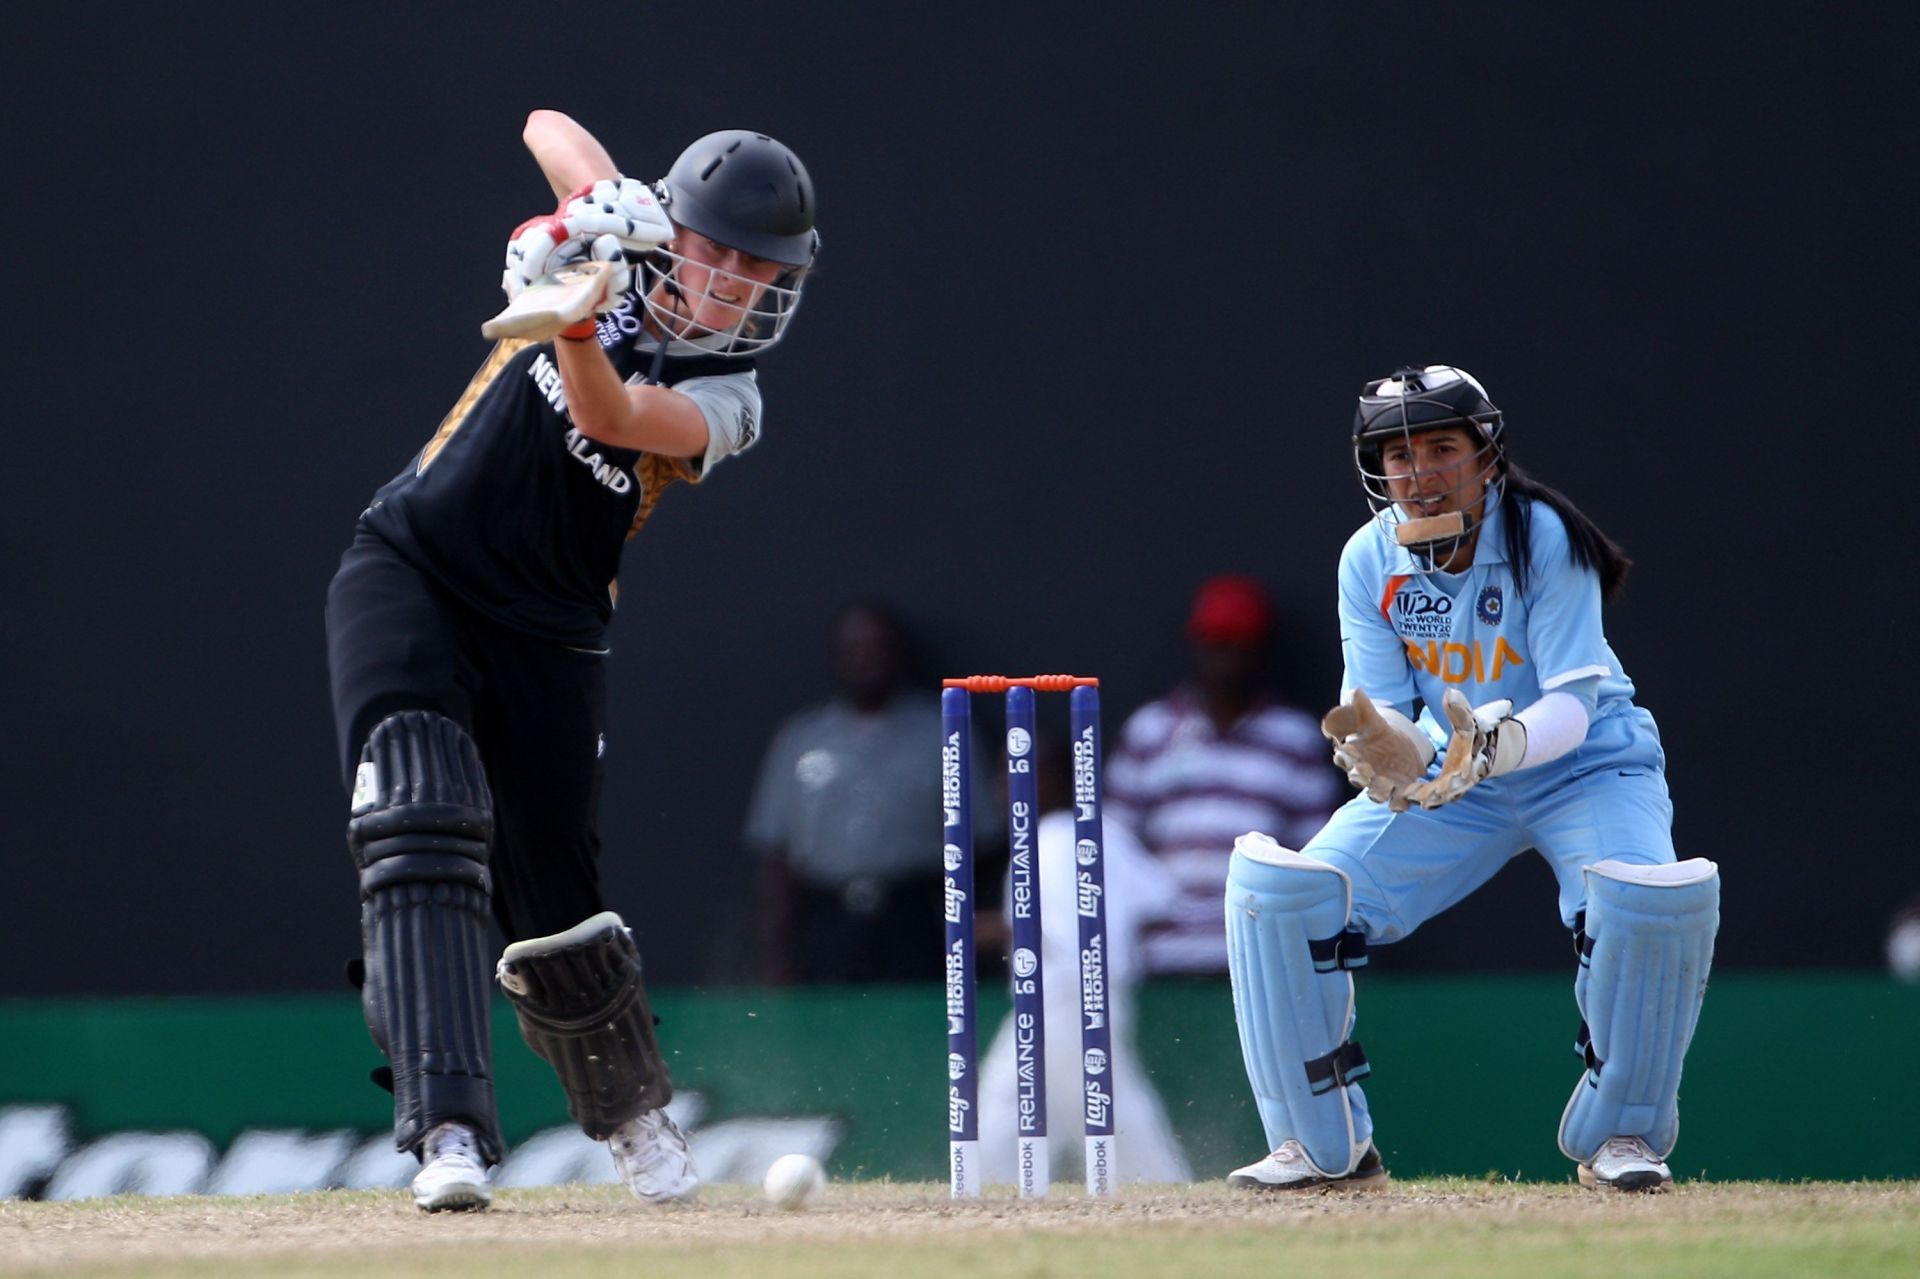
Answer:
[{"left": 360, "top": 333, "right": 757, "bottom": 648}]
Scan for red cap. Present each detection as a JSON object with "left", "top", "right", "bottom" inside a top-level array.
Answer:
[{"left": 1187, "top": 574, "right": 1274, "bottom": 646}]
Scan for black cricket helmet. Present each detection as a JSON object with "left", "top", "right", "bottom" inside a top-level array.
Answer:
[
  {"left": 661, "top": 130, "right": 818, "bottom": 266},
  {"left": 1352, "top": 365, "right": 1505, "bottom": 563},
  {"left": 639, "top": 131, "right": 819, "bottom": 356}
]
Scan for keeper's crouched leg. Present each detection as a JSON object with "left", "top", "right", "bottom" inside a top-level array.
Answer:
[
  {"left": 496, "top": 912, "right": 673, "bottom": 1138},
  {"left": 1225, "top": 833, "right": 1380, "bottom": 1187},
  {"left": 349, "top": 710, "right": 503, "bottom": 1165},
  {"left": 1559, "top": 858, "right": 1720, "bottom": 1183}
]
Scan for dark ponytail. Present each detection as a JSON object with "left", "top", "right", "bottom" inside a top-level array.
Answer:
[{"left": 1499, "top": 464, "right": 1632, "bottom": 601}]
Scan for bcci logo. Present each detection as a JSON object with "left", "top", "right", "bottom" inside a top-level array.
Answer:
[
  {"left": 1007, "top": 727, "right": 1031, "bottom": 757},
  {"left": 943, "top": 843, "right": 964, "bottom": 873},
  {"left": 1476, "top": 584, "right": 1504, "bottom": 626},
  {"left": 1012, "top": 947, "right": 1038, "bottom": 978},
  {"left": 1076, "top": 839, "right": 1098, "bottom": 867}
]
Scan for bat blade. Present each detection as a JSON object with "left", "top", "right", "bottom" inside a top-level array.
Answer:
[{"left": 481, "top": 260, "right": 615, "bottom": 341}]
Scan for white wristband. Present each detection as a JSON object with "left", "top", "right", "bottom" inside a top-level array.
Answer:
[{"left": 1508, "top": 691, "right": 1590, "bottom": 772}]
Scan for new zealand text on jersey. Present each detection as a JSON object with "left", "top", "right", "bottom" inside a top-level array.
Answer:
[
  {"left": 529, "top": 351, "right": 640, "bottom": 494},
  {"left": 529, "top": 351, "right": 570, "bottom": 415},
  {"left": 564, "top": 428, "right": 635, "bottom": 493}
]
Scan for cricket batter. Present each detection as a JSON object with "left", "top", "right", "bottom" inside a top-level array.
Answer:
[
  {"left": 325, "top": 110, "right": 818, "bottom": 1210},
  {"left": 1225, "top": 366, "right": 1718, "bottom": 1193}
]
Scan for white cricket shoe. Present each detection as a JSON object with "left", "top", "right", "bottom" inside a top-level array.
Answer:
[
  {"left": 1228, "top": 1138, "right": 1388, "bottom": 1191},
  {"left": 411, "top": 1121, "right": 492, "bottom": 1212},
  {"left": 609, "top": 1109, "right": 699, "bottom": 1203},
  {"left": 1578, "top": 1135, "right": 1673, "bottom": 1192}
]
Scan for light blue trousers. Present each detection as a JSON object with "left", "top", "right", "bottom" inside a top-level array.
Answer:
[{"left": 1293, "top": 710, "right": 1675, "bottom": 1148}]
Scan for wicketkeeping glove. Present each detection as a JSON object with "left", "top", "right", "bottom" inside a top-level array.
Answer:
[
  {"left": 1320, "top": 688, "right": 1436, "bottom": 812},
  {"left": 1400, "top": 689, "right": 1527, "bottom": 810}
]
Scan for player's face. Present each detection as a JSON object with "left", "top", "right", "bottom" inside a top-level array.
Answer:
[
  {"left": 653, "top": 232, "right": 785, "bottom": 336},
  {"left": 1381, "top": 427, "right": 1493, "bottom": 522}
]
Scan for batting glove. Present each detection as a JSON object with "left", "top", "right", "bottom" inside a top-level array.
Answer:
[
  {"left": 561, "top": 177, "right": 674, "bottom": 257},
  {"left": 503, "top": 216, "right": 629, "bottom": 306}
]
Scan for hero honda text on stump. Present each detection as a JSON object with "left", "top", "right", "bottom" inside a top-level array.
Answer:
[{"left": 943, "top": 676, "right": 1114, "bottom": 1199}]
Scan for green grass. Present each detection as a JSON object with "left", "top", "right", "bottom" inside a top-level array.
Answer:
[{"left": 3, "top": 1180, "right": 1917, "bottom": 1278}]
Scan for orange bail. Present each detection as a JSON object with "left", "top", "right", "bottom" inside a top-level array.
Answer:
[{"left": 940, "top": 675, "right": 1100, "bottom": 693}]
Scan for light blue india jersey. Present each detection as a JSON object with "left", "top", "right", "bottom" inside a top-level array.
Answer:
[
  {"left": 1320, "top": 488, "right": 1671, "bottom": 937},
  {"left": 1336, "top": 492, "right": 1651, "bottom": 753}
]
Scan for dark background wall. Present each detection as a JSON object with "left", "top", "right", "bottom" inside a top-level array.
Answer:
[{"left": 3, "top": 3, "right": 1904, "bottom": 994}]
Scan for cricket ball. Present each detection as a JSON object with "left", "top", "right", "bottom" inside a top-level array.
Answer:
[{"left": 762, "top": 1152, "right": 826, "bottom": 1209}]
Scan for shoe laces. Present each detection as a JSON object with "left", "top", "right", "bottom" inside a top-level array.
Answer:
[
  {"left": 613, "top": 1112, "right": 685, "bottom": 1167},
  {"left": 1268, "top": 1140, "right": 1310, "bottom": 1167},
  {"left": 1599, "top": 1136, "right": 1655, "bottom": 1161},
  {"left": 426, "top": 1123, "right": 481, "bottom": 1164}
]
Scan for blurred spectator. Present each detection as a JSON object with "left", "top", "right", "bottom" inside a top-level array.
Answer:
[
  {"left": 744, "top": 600, "right": 1001, "bottom": 983},
  {"left": 977, "top": 733, "right": 1192, "bottom": 1184},
  {"left": 1107, "top": 574, "right": 1345, "bottom": 975},
  {"left": 1888, "top": 895, "right": 1920, "bottom": 983}
]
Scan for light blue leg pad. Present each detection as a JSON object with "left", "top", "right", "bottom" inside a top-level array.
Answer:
[
  {"left": 1558, "top": 858, "right": 1720, "bottom": 1162},
  {"left": 1225, "top": 833, "right": 1372, "bottom": 1177}
]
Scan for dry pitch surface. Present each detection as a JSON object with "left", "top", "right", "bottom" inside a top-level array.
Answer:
[{"left": 4, "top": 1180, "right": 1918, "bottom": 1278}]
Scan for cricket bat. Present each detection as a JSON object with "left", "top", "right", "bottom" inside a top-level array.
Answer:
[{"left": 481, "top": 260, "right": 616, "bottom": 341}]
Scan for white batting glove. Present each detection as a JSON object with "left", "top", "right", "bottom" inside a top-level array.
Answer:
[
  {"left": 1320, "top": 688, "right": 1436, "bottom": 812},
  {"left": 499, "top": 214, "right": 618, "bottom": 303},
  {"left": 499, "top": 212, "right": 626, "bottom": 305},
  {"left": 1401, "top": 690, "right": 1527, "bottom": 810},
  {"left": 561, "top": 177, "right": 674, "bottom": 256}
]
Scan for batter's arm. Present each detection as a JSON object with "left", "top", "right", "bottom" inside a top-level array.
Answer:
[
  {"left": 552, "top": 339, "right": 710, "bottom": 457},
  {"left": 523, "top": 109, "right": 619, "bottom": 200},
  {"left": 523, "top": 113, "right": 709, "bottom": 456}
]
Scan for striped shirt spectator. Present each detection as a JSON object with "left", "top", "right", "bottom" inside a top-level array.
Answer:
[{"left": 1106, "top": 576, "right": 1346, "bottom": 974}]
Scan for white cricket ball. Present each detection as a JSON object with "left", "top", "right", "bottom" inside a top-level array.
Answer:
[{"left": 762, "top": 1153, "right": 826, "bottom": 1209}]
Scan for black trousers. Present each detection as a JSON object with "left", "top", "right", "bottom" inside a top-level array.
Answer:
[{"left": 326, "top": 531, "right": 609, "bottom": 943}]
